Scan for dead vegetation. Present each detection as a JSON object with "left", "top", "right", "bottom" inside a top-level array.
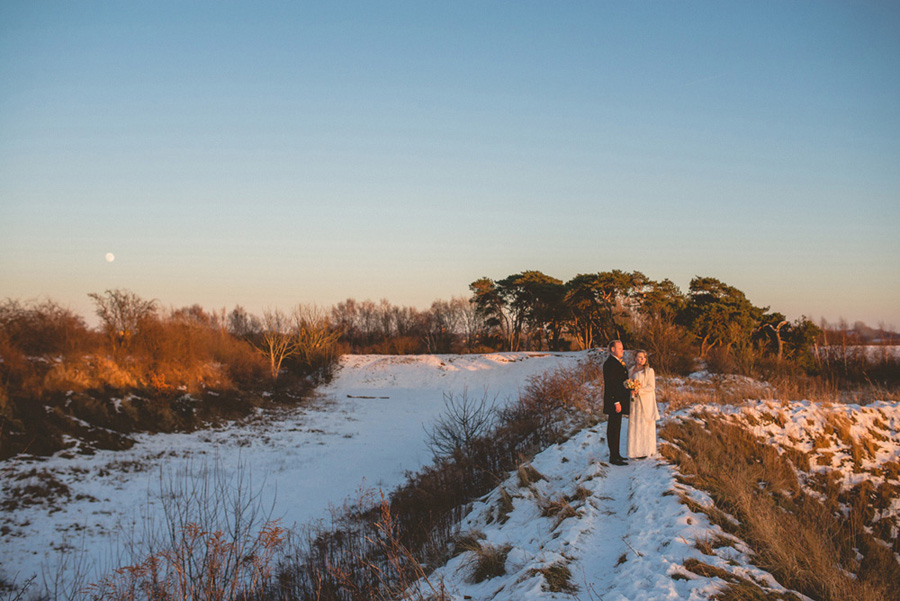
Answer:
[
  {"left": 661, "top": 414, "right": 900, "bottom": 601},
  {"left": 0, "top": 295, "right": 339, "bottom": 459}
]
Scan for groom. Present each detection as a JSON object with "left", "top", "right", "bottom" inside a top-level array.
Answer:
[{"left": 603, "top": 339, "right": 630, "bottom": 466}]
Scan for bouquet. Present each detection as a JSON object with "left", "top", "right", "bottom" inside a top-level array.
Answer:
[{"left": 625, "top": 379, "right": 640, "bottom": 393}]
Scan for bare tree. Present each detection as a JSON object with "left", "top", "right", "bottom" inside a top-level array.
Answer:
[
  {"left": 88, "top": 288, "right": 157, "bottom": 350},
  {"left": 257, "top": 309, "right": 296, "bottom": 380},
  {"left": 455, "top": 295, "right": 483, "bottom": 352},
  {"left": 293, "top": 304, "right": 341, "bottom": 373},
  {"left": 227, "top": 305, "right": 261, "bottom": 339}
]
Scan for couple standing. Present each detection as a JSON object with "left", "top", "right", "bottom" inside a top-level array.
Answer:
[{"left": 602, "top": 339, "right": 659, "bottom": 466}]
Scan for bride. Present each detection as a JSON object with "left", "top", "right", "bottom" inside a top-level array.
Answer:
[{"left": 627, "top": 350, "right": 659, "bottom": 458}]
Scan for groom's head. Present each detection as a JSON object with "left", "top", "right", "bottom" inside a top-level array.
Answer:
[{"left": 609, "top": 339, "right": 623, "bottom": 359}]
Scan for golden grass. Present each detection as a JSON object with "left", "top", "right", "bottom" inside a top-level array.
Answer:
[
  {"left": 661, "top": 372, "right": 900, "bottom": 413},
  {"left": 661, "top": 415, "right": 899, "bottom": 601},
  {"left": 531, "top": 561, "right": 576, "bottom": 593},
  {"left": 516, "top": 461, "right": 546, "bottom": 488},
  {"left": 461, "top": 541, "right": 512, "bottom": 583}
]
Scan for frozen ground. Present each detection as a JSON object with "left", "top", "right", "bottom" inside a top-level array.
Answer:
[{"left": 2, "top": 351, "right": 898, "bottom": 600}]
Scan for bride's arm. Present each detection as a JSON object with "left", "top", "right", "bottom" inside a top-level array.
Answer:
[{"left": 644, "top": 368, "right": 655, "bottom": 393}]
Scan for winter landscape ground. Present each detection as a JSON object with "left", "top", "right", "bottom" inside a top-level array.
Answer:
[{"left": 1, "top": 351, "right": 898, "bottom": 600}]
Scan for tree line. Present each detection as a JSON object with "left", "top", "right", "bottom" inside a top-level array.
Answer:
[
  {"left": 467, "top": 270, "right": 824, "bottom": 375},
  {"left": 1, "top": 273, "right": 897, "bottom": 458}
]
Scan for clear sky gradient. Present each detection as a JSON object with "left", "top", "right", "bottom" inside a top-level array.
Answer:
[{"left": 2, "top": 1, "right": 899, "bottom": 327}]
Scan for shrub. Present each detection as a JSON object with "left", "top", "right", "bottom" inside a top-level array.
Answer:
[
  {"left": 425, "top": 389, "right": 497, "bottom": 460},
  {"left": 46, "top": 458, "right": 286, "bottom": 601}
]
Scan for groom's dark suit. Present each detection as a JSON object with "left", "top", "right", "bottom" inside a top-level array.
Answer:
[{"left": 603, "top": 353, "right": 631, "bottom": 463}]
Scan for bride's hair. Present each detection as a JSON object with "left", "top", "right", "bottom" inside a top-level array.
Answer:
[{"left": 632, "top": 350, "right": 650, "bottom": 373}]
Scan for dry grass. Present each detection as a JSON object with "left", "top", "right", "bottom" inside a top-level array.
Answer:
[
  {"left": 661, "top": 415, "right": 899, "bottom": 601},
  {"left": 662, "top": 371, "right": 900, "bottom": 414},
  {"left": 539, "top": 495, "right": 577, "bottom": 523},
  {"left": 450, "top": 530, "right": 485, "bottom": 558},
  {"left": 516, "top": 461, "right": 546, "bottom": 488},
  {"left": 683, "top": 558, "right": 806, "bottom": 601},
  {"left": 495, "top": 487, "right": 515, "bottom": 525},
  {"left": 694, "top": 532, "right": 735, "bottom": 556},
  {"left": 661, "top": 376, "right": 775, "bottom": 411},
  {"left": 532, "top": 561, "right": 576, "bottom": 593},
  {"left": 461, "top": 541, "right": 512, "bottom": 583}
]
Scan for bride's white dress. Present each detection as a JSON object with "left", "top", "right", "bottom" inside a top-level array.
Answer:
[{"left": 627, "top": 366, "right": 659, "bottom": 458}]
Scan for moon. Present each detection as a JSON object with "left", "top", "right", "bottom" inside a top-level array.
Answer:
[{"left": 105, "top": 253, "right": 115, "bottom": 263}]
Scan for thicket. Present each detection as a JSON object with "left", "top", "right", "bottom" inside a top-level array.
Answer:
[
  {"left": 316, "top": 270, "right": 897, "bottom": 386},
  {"left": 0, "top": 292, "right": 341, "bottom": 460}
]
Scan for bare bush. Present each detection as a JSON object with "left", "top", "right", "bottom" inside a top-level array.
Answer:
[
  {"left": 425, "top": 389, "right": 497, "bottom": 460},
  {"left": 78, "top": 457, "right": 284, "bottom": 600}
]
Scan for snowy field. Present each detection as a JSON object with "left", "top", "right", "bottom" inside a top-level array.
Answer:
[
  {"left": 0, "top": 352, "right": 583, "bottom": 591},
  {"left": 2, "top": 351, "right": 898, "bottom": 600}
]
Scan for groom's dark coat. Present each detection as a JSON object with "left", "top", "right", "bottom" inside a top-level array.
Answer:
[{"left": 603, "top": 354, "right": 631, "bottom": 416}]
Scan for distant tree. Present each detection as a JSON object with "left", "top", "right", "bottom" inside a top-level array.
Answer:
[
  {"left": 563, "top": 274, "right": 605, "bottom": 350},
  {"left": 292, "top": 304, "right": 341, "bottom": 374},
  {"left": 758, "top": 311, "right": 790, "bottom": 361},
  {"left": 562, "top": 270, "right": 646, "bottom": 349},
  {"left": 469, "top": 277, "right": 511, "bottom": 350},
  {"left": 639, "top": 278, "right": 687, "bottom": 321},
  {"left": 228, "top": 305, "right": 261, "bottom": 339},
  {"left": 88, "top": 289, "right": 158, "bottom": 351},
  {"left": 0, "top": 298, "right": 91, "bottom": 355},
  {"left": 426, "top": 298, "right": 462, "bottom": 353},
  {"left": 257, "top": 309, "right": 296, "bottom": 380},
  {"left": 685, "top": 277, "right": 763, "bottom": 358},
  {"left": 495, "top": 271, "right": 565, "bottom": 351},
  {"left": 453, "top": 295, "right": 483, "bottom": 352},
  {"left": 782, "top": 316, "right": 822, "bottom": 369}
]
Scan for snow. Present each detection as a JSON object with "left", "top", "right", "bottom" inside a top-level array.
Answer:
[
  {"left": 2, "top": 350, "right": 897, "bottom": 600},
  {"left": 0, "top": 352, "right": 580, "bottom": 590},
  {"left": 419, "top": 426, "right": 806, "bottom": 601}
]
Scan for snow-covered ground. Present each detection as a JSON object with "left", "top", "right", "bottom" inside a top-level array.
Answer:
[
  {"left": 0, "top": 352, "right": 582, "bottom": 591},
  {"left": 421, "top": 425, "right": 803, "bottom": 601},
  {"left": 2, "top": 351, "right": 898, "bottom": 600}
]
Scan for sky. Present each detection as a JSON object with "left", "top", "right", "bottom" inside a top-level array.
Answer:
[{"left": 2, "top": 1, "right": 899, "bottom": 328}]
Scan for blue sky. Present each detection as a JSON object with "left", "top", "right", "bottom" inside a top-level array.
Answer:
[{"left": 2, "top": 1, "right": 899, "bottom": 327}]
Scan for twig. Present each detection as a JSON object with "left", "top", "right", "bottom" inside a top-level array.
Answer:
[{"left": 622, "top": 536, "right": 644, "bottom": 558}]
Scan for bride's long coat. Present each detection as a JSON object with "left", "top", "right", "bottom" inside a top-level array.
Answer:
[{"left": 627, "top": 366, "right": 659, "bottom": 457}]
